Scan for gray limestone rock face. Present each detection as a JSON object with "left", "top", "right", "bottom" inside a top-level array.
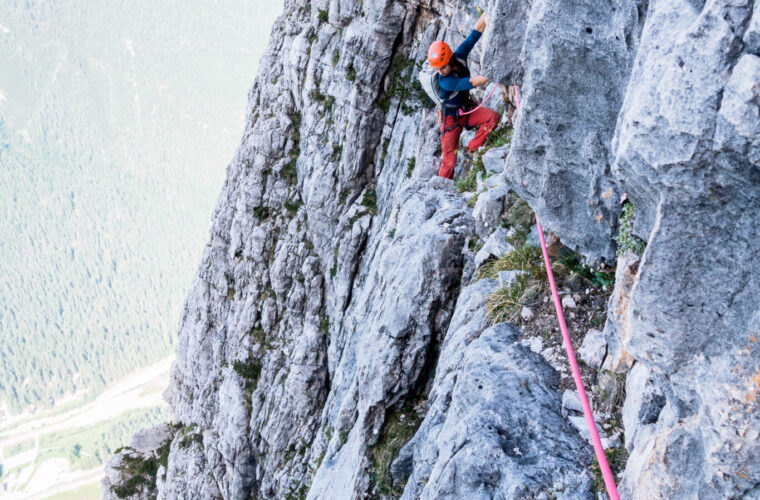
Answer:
[
  {"left": 472, "top": 184, "right": 509, "bottom": 239},
  {"left": 503, "top": 0, "right": 646, "bottom": 262},
  {"left": 396, "top": 281, "right": 594, "bottom": 500},
  {"left": 610, "top": 1, "right": 760, "bottom": 497},
  {"left": 578, "top": 328, "right": 607, "bottom": 368},
  {"left": 479, "top": 0, "right": 531, "bottom": 85},
  {"left": 307, "top": 177, "right": 473, "bottom": 499}
]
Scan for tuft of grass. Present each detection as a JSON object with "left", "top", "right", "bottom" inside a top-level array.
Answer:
[
  {"left": 590, "top": 447, "right": 629, "bottom": 493},
  {"left": 455, "top": 160, "right": 485, "bottom": 193},
  {"left": 477, "top": 244, "right": 545, "bottom": 281},
  {"left": 405, "top": 156, "right": 415, "bottom": 178},
  {"left": 331, "top": 49, "right": 339, "bottom": 65},
  {"left": 319, "top": 316, "right": 330, "bottom": 334},
  {"left": 502, "top": 193, "right": 534, "bottom": 246},
  {"left": 483, "top": 125, "right": 512, "bottom": 151},
  {"left": 317, "top": 9, "right": 328, "bottom": 23},
  {"left": 368, "top": 405, "right": 422, "bottom": 497},
  {"left": 346, "top": 66, "right": 356, "bottom": 81},
  {"left": 285, "top": 199, "right": 303, "bottom": 215},
  {"left": 388, "top": 228, "right": 396, "bottom": 239},
  {"left": 466, "top": 192, "right": 480, "bottom": 208},
  {"left": 486, "top": 273, "right": 530, "bottom": 323},
  {"left": 616, "top": 202, "right": 646, "bottom": 256}
]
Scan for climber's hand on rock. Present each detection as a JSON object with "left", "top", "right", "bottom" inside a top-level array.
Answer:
[
  {"left": 475, "top": 11, "right": 487, "bottom": 32},
  {"left": 470, "top": 75, "right": 489, "bottom": 87}
]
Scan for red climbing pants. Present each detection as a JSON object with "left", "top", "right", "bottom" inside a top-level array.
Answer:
[{"left": 438, "top": 106, "right": 500, "bottom": 180}]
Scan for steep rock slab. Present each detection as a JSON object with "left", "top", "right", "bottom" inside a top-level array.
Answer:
[
  {"left": 308, "top": 177, "right": 473, "bottom": 499},
  {"left": 503, "top": 0, "right": 646, "bottom": 261},
  {"left": 396, "top": 281, "right": 594, "bottom": 500},
  {"left": 161, "top": 1, "right": 417, "bottom": 497},
  {"left": 611, "top": 0, "right": 760, "bottom": 498}
]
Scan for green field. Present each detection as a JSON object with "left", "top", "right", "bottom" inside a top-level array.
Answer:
[
  {"left": 34, "top": 406, "right": 170, "bottom": 472},
  {"left": 3, "top": 438, "right": 35, "bottom": 458},
  {"left": 42, "top": 481, "right": 102, "bottom": 500}
]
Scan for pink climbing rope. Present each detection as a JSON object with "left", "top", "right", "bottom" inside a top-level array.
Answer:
[
  {"left": 516, "top": 82, "right": 619, "bottom": 500},
  {"left": 514, "top": 84, "right": 521, "bottom": 109},
  {"left": 458, "top": 82, "right": 500, "bottom": 116}
]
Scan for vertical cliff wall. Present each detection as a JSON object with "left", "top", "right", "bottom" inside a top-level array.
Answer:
[{"left": 104, "top": 0, "right": 760, "bottom": 499}]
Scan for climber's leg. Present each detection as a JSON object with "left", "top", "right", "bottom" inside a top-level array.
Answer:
[
  {"left": 466, "top": 107, "right": 500, "bottom": 152},
  {"left": 439, "top": 116, "right": 463, "bottom": 179}
]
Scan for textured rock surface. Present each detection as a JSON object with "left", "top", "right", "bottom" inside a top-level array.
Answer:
[
  {"left": 396, "top": 281, "right": 593, "bottom": 500},
  {"left": 610, "top": 1, "right": 760, "bottom": 497},
  {"left": 106, "top": 0, "right": 760, "bottom": 498},
  {"left": 504, "top": 0, "right": 647, "bottom": 262}
]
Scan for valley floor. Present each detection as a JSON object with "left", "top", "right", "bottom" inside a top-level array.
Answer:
[{"left": 0, "top": 356, "right": 173, "bottom": 499}]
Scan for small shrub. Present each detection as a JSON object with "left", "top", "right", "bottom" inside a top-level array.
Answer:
[
  {"left": 317, "top": 9, "right": 328, "bottom": 23},
  {"left": 346, "top": 66, "right": 356, "bottom": 81},
  {"left": 110, "top": 451, "right": 160, "bottom": 498},
  {"left": 388, "top": 228, "right": 396, "bottom": 239},
  {"left": 331, "top": 49, "right": 339, "bottom": 65},
  {"left": 233, "top": 359, "right": 262, "bottom": 382},
  {"left": 360, "top": 188, "right": 377, "bottom": 214},
  {"left": 377, "top": 53, "right": 430, "bottom": 114},
  {"left": 324, "top": 95, "right": 335, "bottom": 112},
  {"left": 253, "top": 206, "right": 269, "bottom": 220},
  {"left": 557, "top": 253, "right": 614, "bottom": 288},
  {"left": 319, "top": 316, "right": 330, "bottom": 334},
  {"left": 616, "top": 202, "right": 646, "bottom": 256},
  {"left": 502, "top": 193, "right": 534, "bottom": 246}
]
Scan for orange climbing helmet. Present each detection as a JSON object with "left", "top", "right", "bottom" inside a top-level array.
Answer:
[{"left": 428, "top": 41, "right": 452, "bottom": 68}]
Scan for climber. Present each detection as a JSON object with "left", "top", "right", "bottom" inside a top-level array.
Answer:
[{"left": 428, "top": 12, "right": 500, "bottom": 180}]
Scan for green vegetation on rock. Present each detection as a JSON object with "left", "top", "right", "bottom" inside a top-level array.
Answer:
[
  {"left": 616, "top": 202, "right": 646, "bottom": 256},
  {"left": 368, "top": 404, "right": 423, "bottom": 497}
]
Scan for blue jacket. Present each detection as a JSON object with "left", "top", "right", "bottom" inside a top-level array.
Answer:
[{"left": 437, "top": 29, "right": 482, "bottom": 117}]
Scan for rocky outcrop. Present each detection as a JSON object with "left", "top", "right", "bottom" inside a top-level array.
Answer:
[
  {"left": 396, "top": 280, "right": 593, "bottom": 500},
  {"left": 106, "top": 0, "right": 760, "bottom": 499},
  {"left": 609, "top": 1, "right": 760, "bottom": 497},
  {"left": 502, "top": 0, "right": 647, "bottom": 262}
]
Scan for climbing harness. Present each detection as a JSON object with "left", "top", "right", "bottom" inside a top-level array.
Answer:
[{"left": 519, "top": 84, "right": 621, "bottom": 500}]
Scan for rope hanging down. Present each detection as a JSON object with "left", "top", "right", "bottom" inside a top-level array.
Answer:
[
  {"left": 459, "top": 82, "right": 500, "bottom": 116},
  {"left": 514, "top": 84, "right": 621, "bottom": 500}
]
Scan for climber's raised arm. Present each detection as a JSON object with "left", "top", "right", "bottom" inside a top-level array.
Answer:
[{"left": 453, "top": 11, "right": 487, "bottom": 59}]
